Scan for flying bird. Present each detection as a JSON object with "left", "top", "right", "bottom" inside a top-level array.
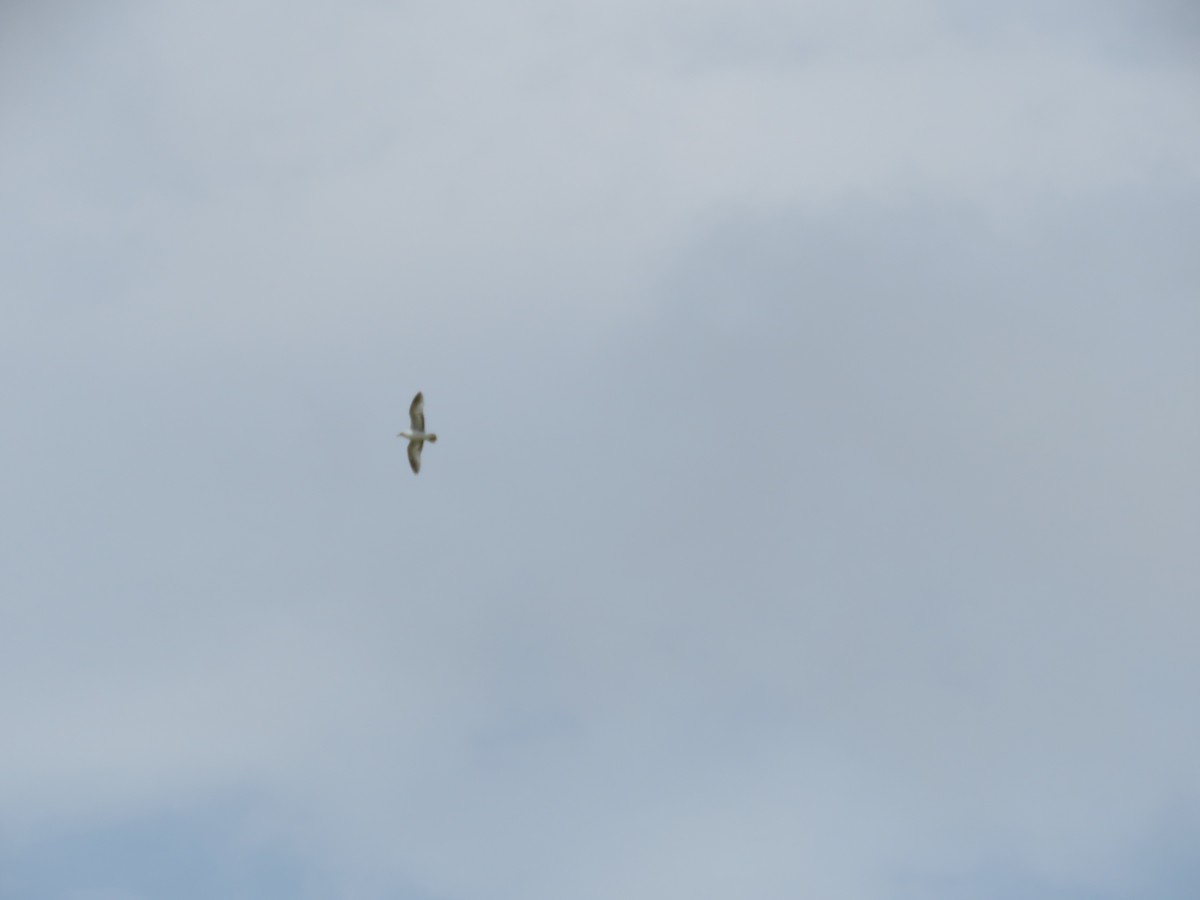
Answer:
[{"left": 397, "top": 391, "right": 437, "bottom": 474}]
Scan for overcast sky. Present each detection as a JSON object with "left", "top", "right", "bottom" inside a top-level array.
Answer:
[{"left": 2, "top": 2, "right": 1198, "bottom": 899}]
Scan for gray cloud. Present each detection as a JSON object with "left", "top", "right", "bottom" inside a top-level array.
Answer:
[{"left": 1, "top": 2, "right": 1198, "bottom": 899}]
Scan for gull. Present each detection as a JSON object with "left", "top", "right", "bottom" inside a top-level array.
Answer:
[{"left": 397, "top": 391, "right": 438, "bottom": 474}]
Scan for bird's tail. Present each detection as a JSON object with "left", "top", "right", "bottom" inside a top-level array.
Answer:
[{"left": 427, "top": 434, "right": 438, "bottom": 443}]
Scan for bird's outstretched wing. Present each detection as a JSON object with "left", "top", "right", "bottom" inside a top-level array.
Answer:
[
  {"left": 409, "top": 392, "right": 425, "bottom": 432},
  {"left": 407, "top": 440, "right": 422, "bottom": 474}
]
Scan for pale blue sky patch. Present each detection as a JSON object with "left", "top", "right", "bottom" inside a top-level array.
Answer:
[{"left": 0, "top": 800, "right": 329, "bottom": 900}]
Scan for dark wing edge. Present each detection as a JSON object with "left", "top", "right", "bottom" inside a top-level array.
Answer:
[
  {"left": 407, "top": 440, "right": 422, "bottom": 474},
  {"left": 409, "top": 392, "right": 425, "bottom": 432}
]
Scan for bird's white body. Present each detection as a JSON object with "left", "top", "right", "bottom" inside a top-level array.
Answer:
[{"left": 398, "top": 430, "right": 437, "bottom": 442}]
